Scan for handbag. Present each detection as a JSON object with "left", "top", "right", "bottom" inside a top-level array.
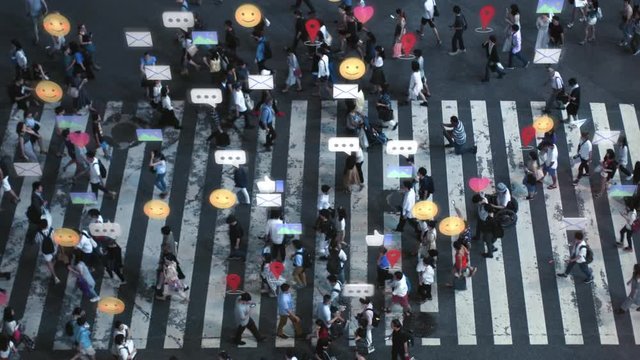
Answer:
[
  {"left": 187, "top": 45, "right": 198, "bottom": 57},
  {"left": 67, "top": 87, "right": 79, "bottom": 98},
  {"left": 377, "top": 106, "right": 394, "bottom": 121}
]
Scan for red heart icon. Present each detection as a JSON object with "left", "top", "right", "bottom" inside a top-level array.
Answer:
[
  {"left": 69, "top": 132, "right": 90, "bottom": 147},
  {"left": 468, "top": 177, "right": 491, "bottom": 193},
  {"left": 354, "top": 6, "right": 374, "bottom": 24}
]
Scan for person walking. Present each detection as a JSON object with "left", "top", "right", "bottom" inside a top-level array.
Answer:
[
  {"left": 232, "top": 83, "right": 253, "bottom": 129},
  {"left": 159, "top": 85, "right": 183, "bottom": 129},
  {"left": 234, "top": 292, "right": 266, "bottom": 345},
  {"left": 618, "top": 207, "right": 637, "bottom": 251},
  {"left": 418, "top": 0, "right": 442, "bottom": 45},
  {"left": 481, "top": 35, "right": 506, "bottom": 82},
  {"left": 78, "top": 24, "right": 101, "bottom": 70},
  {"left": 17, "top": 122, "right": 39, "bottom": 163},
  {"left": 448, "top": 5, "right": 467, "bottom": 56},
  {"left": 416, "top": 167, "right": 434, "bottom": 200},
  {"left": 233, "top": 166, "right": 250, "bottom": 205},
  {"left": 572, "top": 131, "right": 593, "bottom": 185},
  {"left": 369, "top": 46, "right": 386, "bottom": 94},
  {"left": 26, "top": 0, "right": 48, "bottom": 44},
  {"left": 395, "top": 180, "right": 419, "bottom": 235},
  {"left": 557, "top": 231, "right": 594, "bottom": 284},
  {"left": 267, "top": 210, "right": 286, "bottom": 261},
  {"left": 417, "top": 255, "right": 435, "bottom": 302},
  {"left": 291, "top": 240, "right": 307, "bottom": 288},
  {"left": 27, "top": 181, "right": 47, "bottom": 243},
  {"left": 480, "top": 205, "right": 503, "bottom": 258},
  {"left": 104, "top": 239, "right": 126, "bottom": 286},
  {"left": 149, "top": 150, "right": 168, "bottom": 198},
  {"left": 616, "top": 135, "right": 634, "bottom": 180},
  {"left": 536, "top": 13, "right": 551, "bottom": 48},
  {"left": 0, "top": 158, "right": 20, "bottom": 205},
  {"left": 406, "top": 61, "right": 429, "bottom": 107},
  {"left": 596, "top": 148, "right": 618, "bottom": 198},
  {"left": 0, "top": 334, "right": 18, "bottom": 360},
  {"left": 283, "top": 48, "right": 302, "bottom": 92},
  {"left": 541, "top": 141, "right": 559, "bottom": 189},
  {"left": 442, "top": 116, "right": 477, "bottom": 155},
  {"left": 564, "top": 78, "right": 581, "bottom": 123},
  {"left": 69, "top": 257, "right": 101, "bottom": 302},
  {"left": 619, "top": 0, "right": 634, "bottom": 47},
  {"left": 327, "top": 243, "right": 347, "bottom": 285},
  {"left": 259, "top": 97, "right": 277, "bottom": 150},
  {"left": 82, "top": 150, "right": 116, "bottom": 200},
  {"left": 343, "top": 152, "right": 362, "bottom": 194},
  {"left": 226, "top": 215, "right": 246, "bottom": 261},
  {"left": 524, "top": 150, "right": 544, "bottom": 199},
  {"left": 71, "top": 316, "right": 96, "bottom": 360},
  {"left": 579, "top": 1, "right": 600, "bottom": 45},
  {"left": 501, "top": 4, "right": 521, "bottom": 52},
  {"left": 35, "top": 218, "right": 60, "bottom": 284},
  {"left": 506, "top": 25, "right": 529, "bottom": 69},
  {"left": 390, "top": 319, "right": 412, "bottom": 360},
  {"left": 224, "top": 20, "right": 239, "bottom": 56},
  {"left": 616, "top": 264, "right": 640, "bottom": 314},
  {"left": 277, "top": 283, "right": 303, "bottom": 339},
  {"left": 357, "top": 297, "right": 374, "bottom": 346},
  {"left": 543, "top": 67, "right": 565, "bottom": 113},
  {"left": 384, "top": 271, "right": 412, "bottom": 317}
]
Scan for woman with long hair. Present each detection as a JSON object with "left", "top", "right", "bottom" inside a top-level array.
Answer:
[
  {"left": 596, "top": 148, "right": 618, "bottom": 198},
  {"left": 616, "top": 264, "right": 640, "bottom": 314}
]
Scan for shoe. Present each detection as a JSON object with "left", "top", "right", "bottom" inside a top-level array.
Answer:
[
  {"left": 444, "top": 144, "right": 454, "bottom": 148},
  {"left": 437, "top": 40, "right": 443, "bottom": 46},
  {"left": 481, "top": 252, "right": 493, "bottom": 258},
  {"left": 626, "top": 175, "right": 634, "bottom": 181},
  {"left": 567, "top": 22, "right": 574, "bottom": 28},
  {"left": 277, "top": 333, "right": 289, "bottom": 339},
  {"left": 448, "top": 50, "right": 460, "bottom": 56},
  {"left": 119, "top": 281, "right": 127, "bottom": 286},
  {"left": 624, "top": 247, "right": 633, "bottom": 252},
  {"left": 160, "top": 192, "right": 168, "bottom": 199},
  {"left": 492, "top": 247, "right": 498, "bottom": 252},
  {"left": 257, "top": 336, "right": 267, "bottom": 342},
  {"left": 615, "top": 308, "right": 626, "bottom": 314},
  {"left": 524, "top": 61, "right": 530, "bottom": 68},
  {"left": 54, "top": 277, "right": 61, "bottom": 284},
  {"left": 90, "top": 296, "right": 101, "bottom": 303},
  {"left": 617, "top": 241, "right": 624, "bottom": 247},
  {"left": 634, "top": 49, "right": 640, "bottom": 56},
  {"left": 506, "top": 66, "right": 515, "bottom": 70},
  {"left": 573, "top": 179, "right": 579, "bottom": 185},
  {"left": 578, "top": 41, "right": 585, "bottom": 45},
  {"left": 471, "top": 146, "right": 478, "bottom": 154},
  {"left": 481, "top": 78, "right": 489, "bottom": 83},
  {"left": 420, "top": 101, "right": 429, "bottom": 107},
  {"left": 235, "top": 340, "right": 246, "bottom": 345},
  {"left": 525, "top": 196, "right": 534, "bottom": 200},
  {"left": 584, "top": 278, "right": 594, "bottom": 284},
  {"left": 183, "top": 286, "right": 189, "bottom": 291},
  {"left": 461, "top": 49, "right": 466, "bottom": 53},
  {"left": 557, "top": 273, "right": 568, "bottom": 278}
]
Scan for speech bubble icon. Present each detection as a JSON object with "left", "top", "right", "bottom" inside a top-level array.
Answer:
[
  {"left": 342, "top": 284, "right": 375, "bottom": 297},
  {"left": 190, "top": 88, "right": 223, "bottom": 107},
  {"left": 89, "top": 222, "right": 122, "bottom": 238},
  {"left": 386, "top": 140, "right": 418, "bottom": 158},
  {"left": 214, "top": 150, "right": 246, "bottom": 168},
  {"left": 162, "top": 11, "right": 195, "bottom": 32},
  {"left": 328, "top": 137, "right": 360, "bottom": 155}
]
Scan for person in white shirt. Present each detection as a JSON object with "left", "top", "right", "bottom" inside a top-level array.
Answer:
[
  {"left": 357, "top": 297, "right": 374, "bottom": 345},
  {"left": 395, "top": 180, "right": 419, "bottom": 235},
  {"left": 317, "top": 184, "right": 332, "bottom": 211},
  {"left": 619, "top": 207, "right": 637, "bottom": 251},
  {"left": 385, "top": 271, "right": 412, "bottom": 316},
  {"left": 544, "top": 67, "right": 565, "bottom": 113},
  {"left": 81, "top": 150, "right": 116, "bottom": 200},
  {"left": 542, "top": 141, "right": 559, "bottom": 189},
  {"left": 407, "top": 61, "right": 428, "bottom": 106},
  {"left": 315, "top": 50, "right": 331, "bottom": 98},
  {"left": 492, "top": 182, "right": 512, "bottom": 209},
  {"left": 557, "top": 231, "right": 594, "bottom": 283},
  {"left": 159, "top": 85, "right": 182, "bottom": 129},
  {"left": 506, "top": 24, "right": 529, "bottom": 69},
  {"left": 267, "top": 210, "right": 285, "bottom": 261},
  {"left": 114, "top": 333, "right": 136, "bottom": 360},
  {"left": 35, "top": 217, "right": 60, "bottom": 284},
  {"left": 573, "top": 131, "right": 593, "bottom": 185},
  {"left": 417, "top": 220, "right": 437, "bottom": 257},
  {"left": 231, "top": 83, "right": 253, "bottom": 129},
  {"left": 418, "top": 0, "right": 442, "bottom": 44},
  {"left": 417, "top": 256, "right": 435, "bottom": 302},
  {"left": 111, "top": 321, "right": 131, "bottom": 357}
]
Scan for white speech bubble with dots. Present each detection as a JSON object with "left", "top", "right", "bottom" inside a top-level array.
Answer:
[
  {"left": 214, "top": 150, "right": 246, "bottom": 168},
  {"left": 386, "top": 140, "right": 418, "bottom": 158},
  {"left": 328, "top": 137, "right": 360, "bottom": 155},
  {"left": 162, "top": 11, "right": 195, "bottom": 32},
  {"left": 89, "top": 222, "right": 122, "bottom": 238},
  {"left": 342, "top": 284, "right": 375, "bottom": 297},
  {"left": 190, "top": 88, "right": 223, "bottom": 107}
]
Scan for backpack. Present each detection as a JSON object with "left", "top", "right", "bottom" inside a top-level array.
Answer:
[
  {"left": 298, "top": 249, "right": 313, "bottom": 269},
  {"left": 580, "top": 245, "right": 594, "bottom": 264},
  {"left": 326, "top": 251, "right": 341, "bottom": 275},
  {"left": 631, "top": 218, "right": 640, "bottom": 232},
  {"left": 209, "top": 57, "right": 221, "bottom": 73},
  {"left": 65, "top": 320, "right": 74, "bottom": 336},
  {"left": 263, "top": 41, "right": 272, "bottom": 60},
  {"left": 365, "top": 308, "right": 381, "bottom": 327},
  {"left": 506, "top": 198, "right": 519, "bottom": 213},
  {"left": 41, "top": 228, "right": 55, "bottom": 255},
  {"left": 97, "top": 159, "right": 107, "bottom": 178},
  {"left": 26, "top": 205, "right": 42, "bottom": 223}
]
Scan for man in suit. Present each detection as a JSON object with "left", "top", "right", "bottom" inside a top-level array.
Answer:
[{"left": 482, "top": 35, "right": 506, "bottom": 82}]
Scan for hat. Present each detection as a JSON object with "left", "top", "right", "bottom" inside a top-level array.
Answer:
[
  {"left": 226, "top": 215, "right": 237, "bottom": 224},
  {"left": 496, "top": 182, "right": 508, "bottom": 192}
]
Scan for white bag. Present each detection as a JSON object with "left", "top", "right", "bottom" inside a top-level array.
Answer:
[{"left": 358, "top": 129, "right": 369, "bottom": 150}]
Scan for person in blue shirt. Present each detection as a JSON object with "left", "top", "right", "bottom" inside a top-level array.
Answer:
[
  {"left": 255, "top": 34, "right": 270, "bottom": 71},
  {"left": 277, "top": 283, "right": 303, "bottom": 338},
  {"left": 376, "top": 246, "right": 391, "bottom": 288},
  {"left": 72, "top": 316, "right": 96, "bottom": 360},
  {"left": 139, "top": 52, "right": 157, "bottom": 97},
  {"left": 259, "top": 98, "right": 276, "bottom": 150}
]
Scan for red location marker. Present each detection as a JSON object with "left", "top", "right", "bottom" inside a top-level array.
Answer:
[
  {"left": 305, "top": 19, "right": 321, "bottom": 42},
  {"left": 479, "top": 5, "right": 496, "bottom": 30},
  {"left": 387, "top": 249, "right": 401, "bottom": 267},
  {"left": 270, "top": 261, "right": 284, "bottom": 279},
  {"left": 521, "top": 126, "right": 536, "bottom": 146},
  {"left": 400, "top": 33, "right": 417, "bottom": 56},
  {"left": 226, "top": 274, "right": 241, "bottom": 291},
  {"left": 353, "top": 6, "right": 375, "bottom": 24}
]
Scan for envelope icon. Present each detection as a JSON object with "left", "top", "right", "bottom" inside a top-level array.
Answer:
[
  {"left": 256, "top": 193, "right": 282, "bottom": 207},
  {"left": 533, "top": 48, "right": 562, "bottom": 64},
  {"left": 14, "top": 162, "right": 41, "bottom": 176},
  {"left": 593, "top": 130, "right": 620, "bottom": 145},
  {"left": 333, "top": 84, "right": 359, "bottom": 99},
  {"left": 560, "top": 217, "right": 588, "bottom": 231},
  {"left": 248, "top": 75, "right": 274, "bottom": 90},
  {"left": 144, "top": 65, "right": 172, "bottom": 80},
  {"left": 125, "top": 31, "right": 153, "bottom": 47}
]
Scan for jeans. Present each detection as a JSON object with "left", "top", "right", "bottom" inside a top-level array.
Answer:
[
  {"left": 443, "top": 130, "right": 475, "bottom": 155},
  {"left": 155, "top": 172, "right": 167, "bottom": 192},
  {"left": 452, "top": 30, "right": 465, "bottom": 51},
  {"left": 620, "top": 227, "right": 634, "bottom": 248},
  {"left": 508, "top": 50, "right": 528, "bottom": 67},
  {"left": 563, "top": 261, "right": 593, "bottom": 280},
  {"left": 234, "top": 318, "right": 262, "bottom": 343}
]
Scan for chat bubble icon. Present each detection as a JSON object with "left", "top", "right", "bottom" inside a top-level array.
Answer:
[
  {"left": 328, "top": 137, "right": 360, "bottom": 155},
  {"left": 190, "top": 88, "right": 223, "bottom": 107},
  {"left": 162, "top": 11, "right": 195, "bottom": 32},
  {"left": 342, "top": 284, "right": 375, "bottom": 297},
  {"left": 214, "top": 150, "right": 246, "bottom": 168},
  {"left": 89, "top": 222, "right": 122, "bottom": 238},
  {"left": 386, "top": 140, "right": 418, "bottom": 158}
]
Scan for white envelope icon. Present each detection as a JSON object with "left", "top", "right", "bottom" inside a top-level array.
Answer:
[
  {"left": 248, "top": 75, "right": 274, "bottom": 90},
  {"left": 333, "top": 84, "right": 359, "bottom": 99},
  {"left": 593, "top": 130, "right": 620, "bottom": 145},
  {"left": 125, "top": 31, "right": 153, "bottom": 47},
  {"left": 533, "top": 48, "right": 562, "bottom": 64},
  {"left": 256, "top": 193, "right": 282, "bottom": 207},
  {"left": 144, "top": 65, "right": 172, "bottom": 80},
  {"left": 560, "top": 217, "right": 588, "bottom": 231},
  {"left": 14, "top": 162, "right": 41, "bottom": 176}
]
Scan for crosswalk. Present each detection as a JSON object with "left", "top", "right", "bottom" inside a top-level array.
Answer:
[{"left": 1, "top": 98, "right": 640, "bottom": 353}]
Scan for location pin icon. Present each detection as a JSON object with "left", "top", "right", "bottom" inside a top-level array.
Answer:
[
  {"left": 226, "top": 274, "right": 241, "bottom": 291},
  {"left": 386, "top": 249, "right": 401, "bottom": 267},
  {"left": 305, "top": 19, "right": 321, "bottom": 43},
  {"left": 269, "top": 261, "right": 284, "bottom": 279},
  {"left": 479, "top": 5, "right": 496, "bottom": 30},
  {"left": 520, "top": 126, "right": 536, "bottom": 146},
  {"left": 400, "top": 33, "right": 417, "bottom": 56}
]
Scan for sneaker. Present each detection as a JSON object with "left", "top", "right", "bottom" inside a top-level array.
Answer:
[
  {"left": 277, "top": 333, "right": 289, "bottom": 339},
  {"left": 461, "top": 49, "right": 466, "bottom": 53},
  {"left": 572, "top": 179, "right": 580, "bottom": 186},
  {"left": 506, "top": 66, "right": 515, "bottom": 70},
  {"left": 624, "top": 247, "right": 633, "bottom": 252},
  {"left": 578, "top": 41, "right": 585, "bottom": 45},
  {"left": 481, "top": 252, "right": 493, "bottom": 258},
  {"left": 444, "top": 144, "right": 454, "bottom": 148},
  {"left": 235, "top": 340, "right": 246, "bottom": 345},
  {"left": 524, "top": 61, "right": 530, "bottom": 69},
  {"left": 448, "top": 50, "right": 460, "bottom": 56},
  {"left": 90, "top": 296, "right": 101, "bottom": 303},
  {"left": 584, "top": 278, "right": 594, "bottom": 284},
  {"left": 634, "top": 49, "right": 640, "bottom": 56},
  {"left": 617, "top": 241, "right": 624, "bottom": 247},
  {"left": 557, "top": 273, "right": 568, "bottom": 278},
  {"left": 420, "top": 101, "right": 429, "bottom": 107},
  {"left": 567, "top": 22, "right": 574, "bottom": 28},
  {"left": 471, "top": 146, "right": 478, "bottom": 154},
  {"left": 626, "top": 175, "right": 634, "bottom": 181}
]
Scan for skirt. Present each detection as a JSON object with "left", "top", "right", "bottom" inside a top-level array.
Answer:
[
  {"left": 343, "top": 168, "right": 361, "bottom": 189},
  {"left": 370, "top": 67, "right": 386, "bottom": 86}
]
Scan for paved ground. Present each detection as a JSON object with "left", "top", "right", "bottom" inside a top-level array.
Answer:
[{"left": 1, "top": 0, "right": 640, "bottom": 359}]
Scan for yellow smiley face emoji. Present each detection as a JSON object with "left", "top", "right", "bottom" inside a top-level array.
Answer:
[
  {"left": 97, "top": 297, "right": 126, "bottom": 315},
  {"left": 438, "top": 216, "right": 466, "bottom": 236},
  {"left": 144, "top": 200, "right": 171, "bottom": 220},
  {"left": 412, "top": 201, "right": 439, "bottom": 220},
  {"left": 42, "top": 12, "right": 71, "bottom": 37},
  {"left": 53, "top": 228, "right": 80, "bottom": 247},
  {"left": 533, "top": 115, "right": 555, "bottom": 133},
  {"left": 235, "top": 4, "right": 262, "bottom": 28},
  {"left": 35, "top": 80, "right": 63, "bottom": 103},
  {"left": 209, "top": 189, "right": 237, "bottom": 209},
  {"left": 339, "top": 57, "right": 366, "bottom": 80}
]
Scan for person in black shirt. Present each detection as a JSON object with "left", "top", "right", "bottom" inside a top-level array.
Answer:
[
  {"left": 292, "top": 10, "right": 306, "bottom": 50},
  {"left": 390, "top": 319, "right": 411, "bottom": 360},
  {"left": 416, "top": 167, "right": 434, "bottom": 200},
  {"left": 481, "top": 35, "right": 506, "bottom": 82},
  {"left": 227, "top": 215, "right": 246, "bottom": 261},
  {"left": 449, "top": 5, "right": 467, "bottom": 55},
  {"left": 224, "top": 20, "right": 238, "bottom": 56},
  {"left": 548, "top": 16, "right": 564, "bottom": 48},
  {"left": 564, "top": 78, "right": 581, "bottom": 123}
]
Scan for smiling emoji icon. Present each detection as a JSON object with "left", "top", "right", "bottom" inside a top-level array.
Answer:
[
  {"left": 339, "top": 57, "right": 366, "bottom": 81},
  {"left": 533, "top": 115, "right": 555, "bottom": 133},
  {"left": 43, "top": 12, "right": 71, "bottom": 37},
  {"left": 438, "top": 216, "right": 466, "bottom": 236},
  {"left": 97, "top": 297, "right": 125, "bottom": 315},
  {"left": 412, "top": 200, "right": 439, "bottom": 220},
  {"left": 209, "top": 189, "right": 237, "bottom": 209},
  {"left": 53, "top": 228, "right": 80, "bottom": 247},
  {"left": 235, "top": 4, "right": 262, "bottom": 28},
  {"left": 35, "top": 80, "right": 63, "bottom": 103},
  {"left": 144, "top": 199, "right": 170, "bottom": 220}
]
